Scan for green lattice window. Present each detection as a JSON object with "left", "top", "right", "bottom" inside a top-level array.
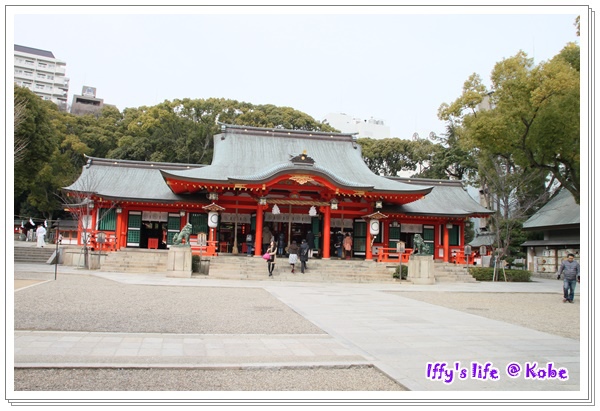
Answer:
[
  {"left": 127, "top": 230, "right": 140, "bottom": 243},
  {"left": 98, "top": 208, "right": 116, "bottom": 231},
  {"left": 127, "top": 212, "right": 142, "bottom": 246},
  {"left": 388, "top": 226, "right": 400, "bottom": 249},
  {"left": 353, "top": 220, "right": 366, "bottom": 254},
  {"left": 189, "top": 213, "right": 208, "bottom": 235},
  {"left": 449, "top": 225, "right": 460, "bottom": 246},
  {"left": 422, "top": 226, "right": 435, "bottom": 255},
  {"left": 128, "top": 214, "right": 141, "bottom": 228}
]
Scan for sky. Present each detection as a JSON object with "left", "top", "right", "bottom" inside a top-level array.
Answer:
[{"left": 9, "top": 4, "right": 581, "bottom": 140}]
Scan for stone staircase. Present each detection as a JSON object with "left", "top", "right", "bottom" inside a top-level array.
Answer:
[
  {"left": 433, "top": 261, "right": 477, "bottom": 283},
  {"left": 99, "top": 249, "right": 169, "bottom": 273},
  {"left": 32, "top": 244, "right": 476, "bottom": 283},
  {"left": 204, "top": 255, "right": 398, "bottom": 283},
  {"left": 14, "top": 244, "right": 56, "bottom": 264}
]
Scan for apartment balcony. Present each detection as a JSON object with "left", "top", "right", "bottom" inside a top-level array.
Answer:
[{"left": 53, "top": 65, "right": 66, "bottom": 75}]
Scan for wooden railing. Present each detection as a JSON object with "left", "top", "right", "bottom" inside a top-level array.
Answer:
[
  {"left": 450, "top": 250, "right": 476, "bottom": 265},
  {"left": 87, "top": 231, "right": 118, "bottom": 252},
  {"left": 376, "top": 248, "right": 413, "bottom": 263},
  {"left": 190, "top": 236, "right": 218, "bottom": 257}
]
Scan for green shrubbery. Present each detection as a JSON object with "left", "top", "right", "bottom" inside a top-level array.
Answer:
[
  {"left": 393, "top": 265, "right": 408, "bottom": 280},
  {"left": 467, "top": 267, "right": 532, "bottom": 282}
]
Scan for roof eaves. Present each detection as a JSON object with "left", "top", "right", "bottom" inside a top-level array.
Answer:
[
  {"left": 228, "top": 163, "right": 374, "bottom": 190},
  {"left": 85, "top": 155, "right": 204, "bottom": 171}
]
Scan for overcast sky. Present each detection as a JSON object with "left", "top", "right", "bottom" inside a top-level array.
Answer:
[{"left": 10, "top": 4, "right": 581, "bottom": 139}]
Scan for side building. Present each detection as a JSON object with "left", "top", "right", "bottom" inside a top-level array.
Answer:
[
  {"left": 63, "top": 124, "right": 492, "bottom": 262},
  {"left": 14, "top": 44, "right": 69, "bottom": 110},
  {"left": 521, "top": 189, "right": 580, "bottom": 277}
]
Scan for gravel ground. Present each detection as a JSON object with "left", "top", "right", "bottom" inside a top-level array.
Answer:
[
  {"left": 14, "top": 366, "right": 407, "bottom": 391},
  {"left": 388, "top": 291, "right": 580, "bottom": 340},
  {"left": 13, "top": 269, "right": 578, "bottom": 392},
  {"left": 15, "top": 273, "right": 408, "bottom": 391},
  {"left": 14, "top": 274, "right": 324, "bottom": 335}
]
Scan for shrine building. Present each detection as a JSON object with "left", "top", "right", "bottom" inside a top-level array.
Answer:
[{"left": 64, "top": 124, "right": 492, "bottom": 262}]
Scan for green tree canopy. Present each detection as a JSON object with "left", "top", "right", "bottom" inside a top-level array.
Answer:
[{"left": 439, "top": 45, "right": 580, "bottom": 203}]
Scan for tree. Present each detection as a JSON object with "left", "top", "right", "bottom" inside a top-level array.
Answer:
[
  {"left": 14, "top": 87, "right": 59, "bottom": 200},
  {"left": 14, "top": 95, "right": 29, "bottom": 163},
  {"left": 412, "top": 124, "right": 478, "bottom": 181},
  {"left": 358, "top": 137, "right": 421, "bottom": 176},
  {"left": 477, "top": 154, "right": 550, "bottom": 279},
  {"left": 440, "top": 47, "right": 580, "bottom": 203},
  {"left": 107, "top": 98, "right": 337, "bottom": 164}
]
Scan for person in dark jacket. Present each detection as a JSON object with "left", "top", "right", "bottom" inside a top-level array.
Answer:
[
  {"left": 299, "top": 239, "right": 310, "bottom": 273},
  {"left": 557, "top": 253, "right": 581, "bottom": 303},
  {"left": 306, "top": 230, "right": 315, "bottom": 258},
  {"left": 266, "top": 239, "right": 277, "bottom": 277},
  {"left": 277, "top": 232, "right": 285, "bottom": 256}
]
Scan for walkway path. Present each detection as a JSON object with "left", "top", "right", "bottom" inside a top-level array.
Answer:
[{"left": 13, "top": 263, "right": 582, "bottom": 393}]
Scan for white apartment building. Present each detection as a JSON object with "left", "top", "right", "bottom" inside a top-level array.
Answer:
[
  {"left": 14, "top": 45, "right": 69, "bottom": 110},
  {"left": 322, "top": 112, "right": 391, "bottom": 139}
]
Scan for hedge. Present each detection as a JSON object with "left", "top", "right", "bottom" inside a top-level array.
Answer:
[
  {"left": 467, "top": 267, "right": 532, "bottom": 282},
  {"left": 393, "top": 265, "right": 408, "bottom": 280}
]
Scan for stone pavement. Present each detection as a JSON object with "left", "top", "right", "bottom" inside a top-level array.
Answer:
[{"left": 13, "top": 263, "right": 583, "bottom": 393}]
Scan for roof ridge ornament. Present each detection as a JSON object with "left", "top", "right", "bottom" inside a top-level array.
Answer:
[{"left": 290, "top": 150, "right": 315, "bottom": 166}]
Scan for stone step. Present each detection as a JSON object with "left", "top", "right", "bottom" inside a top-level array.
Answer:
[
  {"left": 60, "top": 248, "right": 477, "bottom": 283},
  {"left": 14, "top": 247, "right": 56, "bottom": 263}
]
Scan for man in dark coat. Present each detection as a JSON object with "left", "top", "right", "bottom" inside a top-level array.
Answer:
[{"left": 299, "top": 239, "right": 310, "bottom": 273}]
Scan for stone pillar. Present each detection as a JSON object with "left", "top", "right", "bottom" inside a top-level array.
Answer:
[
  {"left": 167, "top": 246, "right": 192, "bottom": 278},
  {"left": 407, "top": 254, "right": 435, "bottom": 285}
]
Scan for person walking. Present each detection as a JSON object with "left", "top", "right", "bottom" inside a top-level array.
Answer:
[
  {"left": 299, "top": 239, "right": 310, "bottom": 273},
  {"left": 288, "top": 240, "right": 300, "bottom": 273},
  {"left": 36, "top": 224, "right": 46, "bottom": 248},
  {"left": 266, "top": 239, "right": 277, "bottom": 277},
  {"left": 343, "top": 233, "right": 353, "bottom": 259},
  {"left": 557, "top": 253, "right": 580, "bottom": 303}
]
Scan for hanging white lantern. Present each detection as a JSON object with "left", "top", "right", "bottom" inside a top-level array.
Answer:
[
  {"left": 370, "top": 220, "right": 380, "bottom": 235},
  {"left": 208, "top": 211, "right": 219, "bottom": 228},
  {"left": 272, "top": 204, "right": 281, "bottom": 215},
  {"left": 308, "top": 206, "right": 317, "bottom": 216}
]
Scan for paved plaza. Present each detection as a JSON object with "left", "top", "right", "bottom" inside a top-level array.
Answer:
[{"left": 10, "top": 262, "right": 587, "bottom": 403}]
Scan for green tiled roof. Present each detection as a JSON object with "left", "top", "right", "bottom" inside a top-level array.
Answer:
[
  {"left": 160, "top": 124, "right": 433, "bottom": 195},
  {"left": 384, "top": 178, "right": 493, "bottom": 217},
  {"left": 523, "top": 189, "right": 580, "bottom": 230},
  {"left": 64, "top": 157, "right": 203, "bottom": 203}
]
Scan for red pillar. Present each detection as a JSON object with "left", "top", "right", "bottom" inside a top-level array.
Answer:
[
  {"left": 322, "top": 206, "right": 331, "bottom": 259},
  {"left": 443, "top": 223, "right": 450, "bottom": 263},
  {"left": 254, "top": 205, "right": 263, "bottom": 256},
  {"left": 365, "top": 223, "right": 372, "bottom": 260},
  {"left": 116, "top": 211, "right": 123, "bottom": 250}
]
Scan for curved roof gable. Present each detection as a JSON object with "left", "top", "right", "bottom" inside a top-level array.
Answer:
[{"left": 161, "top": 124, "right": 432, "bottom": 195}]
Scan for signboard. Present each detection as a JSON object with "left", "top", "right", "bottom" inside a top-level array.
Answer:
[{"left": 401, "top": 223, "right": 423, "bottom": 233}]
